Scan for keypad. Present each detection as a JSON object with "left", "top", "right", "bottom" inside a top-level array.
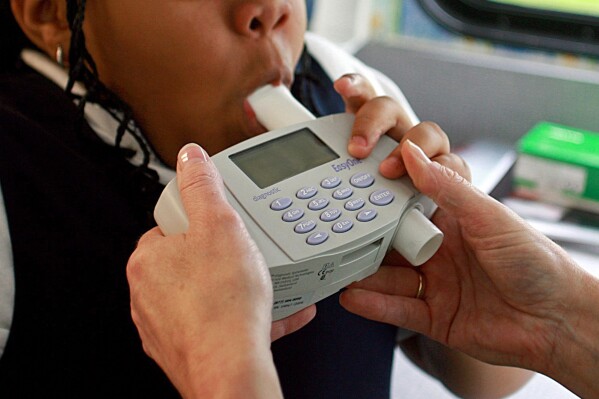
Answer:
[{"left": 270, "top": 173, "right": 394, "bottom": 246}]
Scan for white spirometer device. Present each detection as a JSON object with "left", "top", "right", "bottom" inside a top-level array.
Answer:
[{"left": 154, "top": 85, "right": 443, "bottom": 320}]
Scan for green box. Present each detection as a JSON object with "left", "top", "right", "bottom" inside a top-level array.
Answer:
[{"left": 513, "top": 122, "right": 599, "bottom": 213}]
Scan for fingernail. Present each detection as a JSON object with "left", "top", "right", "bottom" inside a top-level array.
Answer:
[
  {"left": 342, "top": 73, "right": 358, "bottom": 84},
  {"left": 405, "top": 140, "right": 431, "bottom": 164},
  {"left": 178, "top": 143, "right": 209, "bottom": 168},
  {"left": 381, "top": 155, "right": 403, "bottom": 174},
  {"left": 350, "top": 135, "right": 368, "bottom": 148}
]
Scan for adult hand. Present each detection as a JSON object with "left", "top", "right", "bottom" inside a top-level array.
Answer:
[
  {"left": 340, "top": 140, "right": 598, "bottom": 394},
  {"left": 127, "top": 143, "right": 314, "bottom": 398}
]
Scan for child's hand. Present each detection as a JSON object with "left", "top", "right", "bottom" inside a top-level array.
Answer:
[{"left": 334, "top": 74, "right": 470, "bottom": 181}]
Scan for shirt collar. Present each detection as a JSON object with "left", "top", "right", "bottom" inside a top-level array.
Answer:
[{"left": 20, "top": 49, "right": 176, "bottom": 185}]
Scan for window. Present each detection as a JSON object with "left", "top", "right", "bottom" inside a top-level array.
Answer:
[{"left": 417, "top": 0, "right": 599, "bottom": 56}]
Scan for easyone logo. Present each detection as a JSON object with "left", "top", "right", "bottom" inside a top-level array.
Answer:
[
  {"left": 331, "top": 158, "right": 363, "bottom": 172},
  {"left": 253, "top": 187, "right": 281, "bottom": 201}
]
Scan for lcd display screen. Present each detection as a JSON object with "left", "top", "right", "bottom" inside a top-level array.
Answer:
[{"left": 229, "top": 128, "right": 340, "bottom": 189}]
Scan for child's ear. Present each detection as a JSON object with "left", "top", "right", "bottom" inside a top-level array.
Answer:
[{"left": 10, "top": 0, "right": 71, "bottom": 64}]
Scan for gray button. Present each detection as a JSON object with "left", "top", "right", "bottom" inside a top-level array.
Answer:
[
  {"left": 320, "top": 208, "right": 342, "bottom": 222},
  {"left": 345, "top": 198, "right": 365, "bottom": 211},
  {"left": 307, "top": 231, "right": 329, "bottom": 245},
  {"left": 369, "top": 189, "right": 394, "bottom": 206},
  {"left": 282, "top": 208, "right": 304, "bottom": 222},
  {"left": 332, "top": 219, "right": 353, "bottom": 233},
  {"left": 321, "top": 176, "right": 342, "bottom": 189},
  {"left": 357, "top": 209, "right": 377, "bottom": 222},
  {"left": 333, "top": 187, "right": 353, "bottom": 200},
  {"left": 296, "top": 186, "right": 318, "bottom": 199},
  {"left": 270, "top": 197, "right": 292, "bottom": 211},
  {"left": 350, "top": 172, "right": 375, "bottom": 188},
  {"left": 308, "top": 198, "right": 329, "bottom": 211},
  {"left": 294, "top": 219, "right": 317, "bottom": 234}
]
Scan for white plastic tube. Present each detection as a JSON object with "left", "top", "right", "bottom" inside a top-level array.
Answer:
[
  {"left": 247, "top": 85, "right": 316, "bottom": 131},
  {"left": 392, "top": 207, "right": 443, "bottom": 266}
]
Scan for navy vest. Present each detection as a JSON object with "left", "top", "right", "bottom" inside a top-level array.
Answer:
[{"left": 0, "top": 65, "right": 176, "bottom": 397}]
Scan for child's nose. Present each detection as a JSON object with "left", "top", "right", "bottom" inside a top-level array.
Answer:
[{"left": 233, "top": 1, "right": 291, "bottom": 38}]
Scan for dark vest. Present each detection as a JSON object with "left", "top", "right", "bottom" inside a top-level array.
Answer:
[{"left": 0, "top": 66, "right": 177, "bottom": 397}]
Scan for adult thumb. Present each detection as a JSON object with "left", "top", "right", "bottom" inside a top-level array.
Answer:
[
  {"left": 401, "top": 140, "right": 509, "bottom": 227},
  {"left": 175, "top": 143, "right": 229, "bottom": 229}
]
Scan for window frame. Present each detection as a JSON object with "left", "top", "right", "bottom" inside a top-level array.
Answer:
[{"left": 416, "top": 0, "right": 599, "bottom": 57}]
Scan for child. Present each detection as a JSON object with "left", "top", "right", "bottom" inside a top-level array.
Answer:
[{"left": 0, "top": 0, "right": 530, "bottom": 397}]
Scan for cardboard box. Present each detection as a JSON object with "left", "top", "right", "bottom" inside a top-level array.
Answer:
[{"left": 513, "top": 122, "right": 599, "bottom": 213}]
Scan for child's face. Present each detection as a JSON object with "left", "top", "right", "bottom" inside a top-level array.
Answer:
[{"left": 83, "top": 0, "right": 307, "bottom": 165}]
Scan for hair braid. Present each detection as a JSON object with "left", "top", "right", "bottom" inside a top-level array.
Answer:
[{"left": 65, "top": 0, "right": 155, "bottom": 174}]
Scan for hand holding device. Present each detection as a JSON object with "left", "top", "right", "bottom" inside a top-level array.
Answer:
[{"left": 154, "top": 85, "right": 443, "bottom": 320}]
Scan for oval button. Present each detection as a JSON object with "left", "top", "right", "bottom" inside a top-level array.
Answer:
[
  {"left": 333, "top": 187, "right": 353, "bottom": 200},
  {"left": 294, "top": 220, "right": 317, "bottom": 234},
  {"left": 369, "top": 189, "right": 394, "bottom": 206},
  {"left": 357, "top": 209, "right": 378, "bottom": 222},
  {"left": 350, "top": 172, "right": 375, "bottom": 188},
  {"left": 345, "top": 198, "right": 365, "bottom": 211},
  {"left": 332, "top": 219, "right": 353, "bottom": 233},
  {"left": 296, "top": 186, "right": 318, "bottom": 199},
  {"left": 320, "top": 208, "right": 342, "bottom": 222},
  {"left": 282, "top": 208, "right": 304, "bottom": 222},
  {"left": 270, "top": 197, "right": 292, "bottom": 211},
  {"left": 321, "top": 176, "right": 342, "bottom": 189},
  {"left": 308, "top": 198, "right": 329, "bottom": 211},
  {"left": 307, "top": 231, "right": 329, "bottom": 245}
]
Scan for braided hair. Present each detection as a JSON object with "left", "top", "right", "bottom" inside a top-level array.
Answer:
[{"left": 65, "top": 0, "right": 155, "bottom": 173}]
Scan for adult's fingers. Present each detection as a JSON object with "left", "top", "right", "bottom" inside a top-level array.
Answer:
[
  {"left": 347, "top": 265, "right": 423, "bottom": 298},
  {"left": 270, "top": 305, "right": 317, "bottom": 341},
  {"left": 339, "top": 288, "right": 430, "bottom": 333},
  {"left": 402, "top": 140, "right": 481, "bottom": 215},
  {"left": 401, "top": 140, "right": 521, "bottom": 237}
]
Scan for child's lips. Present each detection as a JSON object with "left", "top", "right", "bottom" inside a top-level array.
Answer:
[{"left": 243, "top": 99, "right": 267, "bottom": 136}]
